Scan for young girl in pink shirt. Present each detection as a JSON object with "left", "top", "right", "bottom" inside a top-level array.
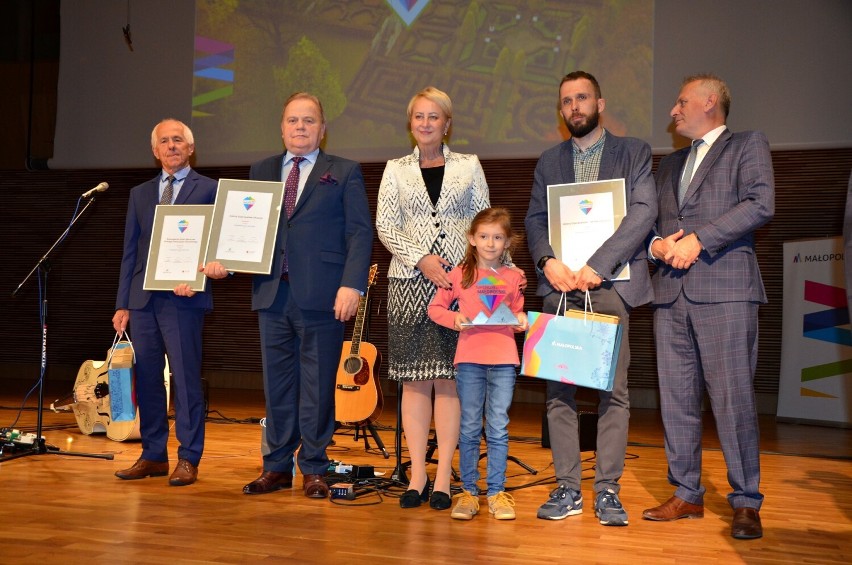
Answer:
[{"left": 428, "top": 207, "right": 528, "bottom": 521}]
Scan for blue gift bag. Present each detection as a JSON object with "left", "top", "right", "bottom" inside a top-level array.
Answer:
[
  {"left": 107, "top": 334, "right": 137, "bottom": 422},
  {"left": 521, "top": 294, "right": 622, "bottom": 391}
]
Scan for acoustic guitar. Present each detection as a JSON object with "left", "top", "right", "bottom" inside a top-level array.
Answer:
[
  {"left": 335, "top": 264, "right": 382, "bottom": 424},
  {"left": 51, "top": 343, "right": 170, "bottom": 442}
]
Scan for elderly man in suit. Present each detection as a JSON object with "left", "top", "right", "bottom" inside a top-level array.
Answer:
[
  {"left": 113, "top": 119, "right": 218, "bottom": 486},
  {"left": 642, "top": 74, "right": 774, "bottom": 540},
  {"left": 525, "top": 71, "right": 657, "bottom": 526},
  {"left": 206, "top": 92, "right": 373, "bottom": 499}
]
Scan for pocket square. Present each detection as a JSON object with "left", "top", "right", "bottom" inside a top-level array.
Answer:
[{"left": 319, "top": 172, "right": 339, "bottom": 185}]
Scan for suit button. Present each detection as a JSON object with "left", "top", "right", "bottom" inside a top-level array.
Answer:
[
  {"left": 431, "top": 212, "right": 437, "bottom": 217},
  {"left": 439, "top": 233, "right": 446, "bottom": 239},
  {"left": 677, "top": 215, "right": 684, "bottom": 221},
  {"left": 434, "top": 222, "right": 440, "bottom": 227}
]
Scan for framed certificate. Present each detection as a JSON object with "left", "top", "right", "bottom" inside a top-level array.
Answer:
[
  {"left": 143, "top": 204, "right": 214, "bottom": 291},
  {"left": 206, "top": 178, "right": 285, "bottom": 274},
  {"left": 547, "top": 179, "right": 629, "bottom": 280}
]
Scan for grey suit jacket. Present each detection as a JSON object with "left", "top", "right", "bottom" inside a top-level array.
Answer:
[
  {"left": 651, "top": 129, "right": 775, "bottom": 305},
  {"left": 525, "top": 131, "right": 657, "bottom": 308}
]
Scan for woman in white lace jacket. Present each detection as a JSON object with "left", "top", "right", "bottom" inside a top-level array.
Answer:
[{"left": 376, "top": 86, "right": 490, "bottom": 511}]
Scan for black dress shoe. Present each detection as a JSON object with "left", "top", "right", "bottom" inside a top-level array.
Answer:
[
  {"left": 243, "top": 471, "right": 294, "bottom": 495},
  {"left": 731, "top": 507, "right": 763, "bottom": 539},
  {"left": 303, "top": 474, "right": 330, "bottom": 498},
  {"left": 429, "top": 491, "right": 451, "bottom": 510},
  {"left": 400, "top": 478, "right": 431, "bottom": 508}
]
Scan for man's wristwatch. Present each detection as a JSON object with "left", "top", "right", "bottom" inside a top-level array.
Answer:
[{"left": 537, "top": 255, "right": 555, "bottom": 271}]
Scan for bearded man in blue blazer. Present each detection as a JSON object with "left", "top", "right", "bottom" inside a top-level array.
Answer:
[
  {"left": 643, "top": 74, "right": 774, "bottom": 540},
  {"left": 525, "top": 71, "right": 657, "bottom": 527},
  {"left": 113, "top": 119, "right": 218, "bottom": 486},
  {"left": 206, "top": 92, "right": 373, "bottom": 499}
]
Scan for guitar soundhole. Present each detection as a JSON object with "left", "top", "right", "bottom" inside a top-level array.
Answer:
[
  {"left": 343, "top": 356, "right": 363, "bottom": 375},
  {"left": 344, "top": 356, "right": 370, "bottom": 386}
]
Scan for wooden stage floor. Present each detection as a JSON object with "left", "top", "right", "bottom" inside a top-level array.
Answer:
[{"left": 0, "top": 385, "right": 849, "bottom": 564}]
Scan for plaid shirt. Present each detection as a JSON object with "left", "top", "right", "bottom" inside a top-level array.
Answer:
[{"left": 572, "top": 128, "right": 607, "bottom": 182}]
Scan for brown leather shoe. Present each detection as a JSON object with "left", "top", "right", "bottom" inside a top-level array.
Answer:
[
  {"left": 115, "top": 458, "right": 169, "bottom": 480},
  {"left": 731, "top": 507, "right": 763, "bottom": 539},
  {"left": 243, "top": 471, "right": 294, "bottom": 495},
  {"left": 169, "top": 459, "right": 198, "bottom": 486},
  {"left": 642, "top": 496, "right": 704, "bottom": 521},
  {"left": 303, "top": 474, "right": 329, "bottom": 499}
]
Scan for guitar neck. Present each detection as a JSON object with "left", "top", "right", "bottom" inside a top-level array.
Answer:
[{"left": 348, "top": 290, "right": 370, "bottom": 356}]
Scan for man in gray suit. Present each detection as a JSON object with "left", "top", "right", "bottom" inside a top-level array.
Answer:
[
  {"left": 525, "top": 71, "right": 657, "bottom": 526},
  {"left": 642, "top": 74, "right": 774, "bottom": 540}
]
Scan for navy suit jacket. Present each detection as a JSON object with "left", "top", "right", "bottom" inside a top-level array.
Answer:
[
  {"left": 249, "top": 150, "right": 373, "bottom": 312},
  {"left": 525, "top": 131, "right": 657, "bottom": 309},
  {"left": 651, "top": 129, "right": 775, "bottom": 305},
  {"left": 116, "top": 169, "right": 218, "bottom": 311}
]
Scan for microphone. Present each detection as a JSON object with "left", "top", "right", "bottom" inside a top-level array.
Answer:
[{"left": 81, "top": 182, "right": 109, "bottom": 198}]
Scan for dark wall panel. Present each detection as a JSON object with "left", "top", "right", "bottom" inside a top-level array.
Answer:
[{"left": 0, "top": 150, "right": 849, "bottom": 397}]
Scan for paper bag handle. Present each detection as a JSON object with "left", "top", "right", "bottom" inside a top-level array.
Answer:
[
  {"left": 583, "top": 290, "right": 595, "bottom": 320},
  {"left": 556, "top": 291, "right": 596, "bottom": 322},
  {"left": 107, "top": 330, "right": 135, "bottom": 368}
]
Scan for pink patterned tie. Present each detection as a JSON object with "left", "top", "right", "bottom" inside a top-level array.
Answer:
[{"left": 281, "top": 157, "right": 304, "bottom": 275}]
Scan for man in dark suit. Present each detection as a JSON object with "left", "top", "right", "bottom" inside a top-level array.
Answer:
[
  {"left": 525, "top": 71, "right": 657, "bottom": 526},
  {"left": 206, "top": 92, "right": 373, "bottom": 499},
  {"left": 113, "top": 119, "right": 218, "bottom": 486},
  {"left": 642, "top": 74, "right": 774, "bottom": 540}
]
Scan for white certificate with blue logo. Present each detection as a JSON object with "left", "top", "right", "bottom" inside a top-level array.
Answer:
[
  {"left": 547, "top": 179, "right": 629, "bottom": 281},
  {"left": 144, "top": 204, "right": 214, "bottom": 291},
  {"left": 206, "top": 178, "right": 284, "bottom": 274}
]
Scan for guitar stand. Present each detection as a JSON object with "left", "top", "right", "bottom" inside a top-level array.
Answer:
[
  {"left": 352, "top": 421, "right": 389, "bottom": 458},
  {"left": 478, "top": 449, "right": 537, "bottom": 475},
  {"left": 476, "top": 430, "right": 537, "bottom": 474}
]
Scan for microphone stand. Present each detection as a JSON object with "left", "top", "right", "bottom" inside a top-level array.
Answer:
[{"left": 4, "top": 195, "right": 113, "bottom": 462}]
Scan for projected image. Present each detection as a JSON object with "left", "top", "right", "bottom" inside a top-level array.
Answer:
[{"left": 193, "top": 0, "right": 652, "bottom": 164}]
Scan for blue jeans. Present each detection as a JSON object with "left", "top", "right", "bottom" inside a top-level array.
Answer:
[{"left": 455, "top": 363, "right": 517, "bottom": 496}]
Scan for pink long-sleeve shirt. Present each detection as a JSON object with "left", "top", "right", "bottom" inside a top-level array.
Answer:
[{"left": 428, "top": 266, "right": 524, "bottom": 366}]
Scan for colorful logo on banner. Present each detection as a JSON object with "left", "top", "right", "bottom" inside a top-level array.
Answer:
[
  {"left": 387, "top": 0, "right": 430, "bottom": 26},
  {"left": 579, "top": 199, "right": 593, "bottom": 215},
  {"left": 800, "top": 280, "right": 852, "bottom": 398},
  {"left": 193, "top": 36, "right": 235, "bottom": 117},
  {"left": 243, "top": 196, "right": 255, "bottom": 211},
  {"left": 476, "top": 273, "right": 506, "bottom": 312},
  {"left": 178, "top": 219, "right": 189, "bottom": 233}
]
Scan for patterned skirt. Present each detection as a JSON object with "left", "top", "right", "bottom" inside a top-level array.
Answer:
[{"left": 386, "top": 276, "right": 457, "bottom": 381}]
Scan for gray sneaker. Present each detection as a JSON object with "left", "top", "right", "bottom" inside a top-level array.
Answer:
[
  {"left": 594, "top": 488, "right": 628, "bottom": 526},
  {"left": 537, "top": 484, "right": 583, "bottom": 520}
]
